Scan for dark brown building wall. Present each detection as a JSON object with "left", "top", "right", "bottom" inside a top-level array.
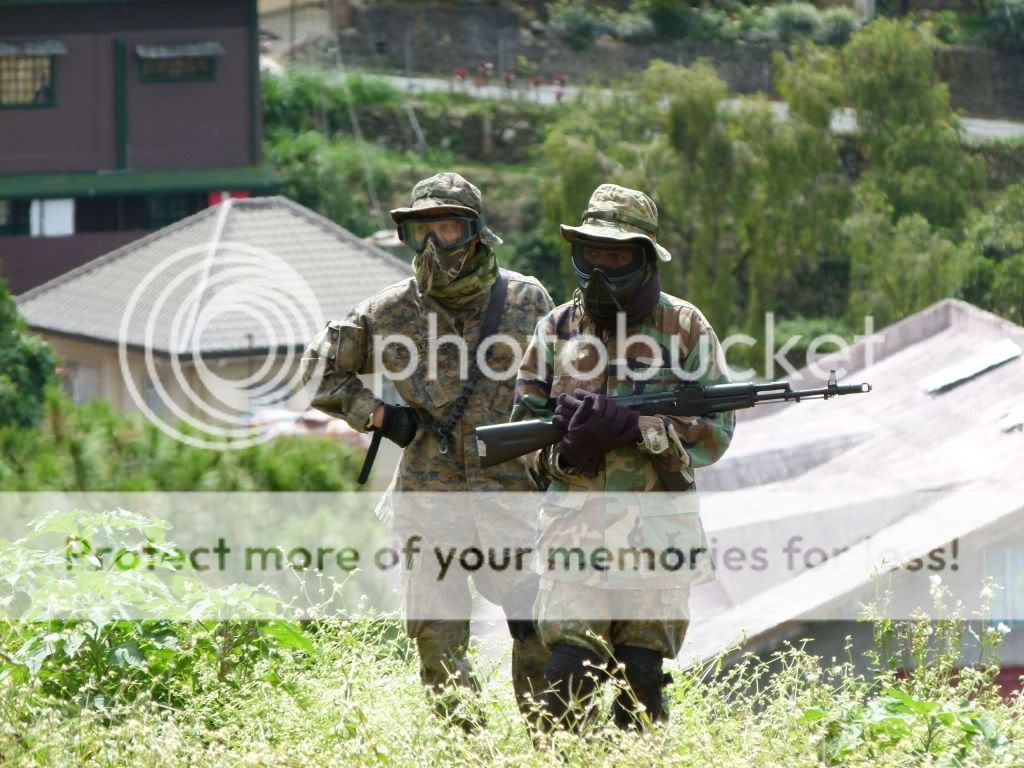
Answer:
[
  {"left": 0, "top": 230, "right": 147, "bottom": 294},
  {"left": 124, "top": 27, "right": 252, "bottom": 169},
  {"left": 0, "top": 0, "right": 258, "bottom": 174},
  {"left": 1, "top": 34, "right": 116, "bottom": 174}
]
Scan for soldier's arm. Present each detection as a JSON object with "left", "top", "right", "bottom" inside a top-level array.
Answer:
[
  {"left": 301, "top": 298, "right": 382, "bottom": 434},
  {"left": 640, "top": 313, "right": 735, "bottom": 472}
]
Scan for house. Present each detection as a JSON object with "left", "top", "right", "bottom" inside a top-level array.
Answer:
[
  {"left": 16, "top": 196, "right": 411, "bottom": 471},
  {"left": 0, "top": 0, "right": 280, "bottom": 295},
  {"left": 680, "top": 299, "right": 1024, "bottom": 692}
]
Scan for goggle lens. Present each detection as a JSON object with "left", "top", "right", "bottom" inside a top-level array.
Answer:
[{"left": 398, "top": 216, "right": 479, "bottom": 252}]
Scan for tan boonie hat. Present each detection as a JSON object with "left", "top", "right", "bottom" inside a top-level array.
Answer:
[
  {"left": 390, "top": 171, "right": 502, "bottom": 246},
  {"left": 560, "top": 183, "right": 671, "bottom": 262}
]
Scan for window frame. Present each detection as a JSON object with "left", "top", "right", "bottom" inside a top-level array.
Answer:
[
  {"left": 137, "top": 53, "right": 217, "bottom": 83},
  {"left": 0, "top": 53, "right": 57, "bottom": 109}
]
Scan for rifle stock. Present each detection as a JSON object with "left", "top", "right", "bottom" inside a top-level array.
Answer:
[{"left": 475, "top": 419, "right": 563, "bottom": 469}]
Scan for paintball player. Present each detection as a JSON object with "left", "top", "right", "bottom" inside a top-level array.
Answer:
[
  {"left": 509, "top": 184, "right": 736, "bottom": 731},
  {"left": 301, "top": 172, "right": 554, "bottom": 727}
]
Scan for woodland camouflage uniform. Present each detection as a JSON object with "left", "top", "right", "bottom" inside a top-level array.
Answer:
[{"left": 510, "top": 184, "right": 735, "bottom": 729}]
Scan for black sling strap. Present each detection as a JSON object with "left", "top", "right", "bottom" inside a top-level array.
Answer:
[
  {"left": 356, "top": 270, "right": 509, "bottom": 484},
  {"left": 424, "top": 268, "right": 510, "bottom": 454}
]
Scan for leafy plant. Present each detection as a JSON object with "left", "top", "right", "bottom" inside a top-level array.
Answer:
[
  {"left": 770, "top": 2, "right": 822, "bottom": 44},
  {"left": 816, "top": 8, "right": 860, "bottom": 46},
  {"left": 0, "top": 281, "right": 56, "bottom": 430}
]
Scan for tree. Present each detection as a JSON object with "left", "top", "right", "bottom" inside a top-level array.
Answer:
[
  {"left": 845, "top": 186, "right": 969, "bottom": 328},
  {"left": 843, "top": 20, "right": 986, "bottom": 230},
  {"left": 0, "top": 280, "right": 55, "bottom": 430}
]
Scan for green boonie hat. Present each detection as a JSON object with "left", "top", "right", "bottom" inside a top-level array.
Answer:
[
  {"left": 560, "top": 183, "right": 671, "bottom": 262},
  {"left": 390, "top": 171, "right": 502, "bottom": 247}
]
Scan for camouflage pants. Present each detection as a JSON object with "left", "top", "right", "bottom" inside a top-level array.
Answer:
[
  {"left": 402, "top": 536, "right": 549, "bottom": 719},
  {"left": 534, "top": 575, "right": 691, "bottom": 659}
]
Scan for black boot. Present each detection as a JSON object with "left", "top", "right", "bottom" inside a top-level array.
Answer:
[
  {"left": 610, "top": 645, "right": 671, "bottom": 730},
  {"left": 539, "top": 643, "right": 607, "bottom": 733}
]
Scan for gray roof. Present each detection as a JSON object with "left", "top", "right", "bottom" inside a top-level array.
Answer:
[
  {"left": 17, "top": 196, "right": 412, "bottom": 357},
  {"left": 681, "top": 299, "right": 1024, "bottom": 667}
]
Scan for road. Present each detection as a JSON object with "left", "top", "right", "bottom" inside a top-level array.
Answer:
[{"left": 377, "top": 73, "right": 1024, "bottom": 143}]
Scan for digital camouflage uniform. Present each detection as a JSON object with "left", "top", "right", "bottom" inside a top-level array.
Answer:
[
  {"left": 510, "top": 188, "right": 736, "bottom": 663},
  {"left": 301, "top": 174, "right": 555, "bottom": 720}
]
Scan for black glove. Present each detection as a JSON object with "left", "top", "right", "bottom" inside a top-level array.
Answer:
[
  {"left": 376, "top": 404, "right": 419, "bottom": 448},
  {"left": 556, "top": 390, "right": 642, "bottom": 471}
]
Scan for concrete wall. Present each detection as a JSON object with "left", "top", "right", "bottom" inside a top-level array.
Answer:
[{"left": 335, "top": 6, "right": 775, "bottom": 94}]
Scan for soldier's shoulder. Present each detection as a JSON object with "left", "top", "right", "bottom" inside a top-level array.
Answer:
[
  {"left": 363, "top": 277, "right": 419, "bottom": 311},
  {"left": 656, "top": 293, "right": 716, "bottom": 334},
  {"left": 502, "top": 269, "right": 553, "bottom": 303}
]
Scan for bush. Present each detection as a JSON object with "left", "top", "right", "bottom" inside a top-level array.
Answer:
[
  {"left": 608, "top": 9, "right": 657, "bottom": 41},
  {"left": 635, "top": 0, "right": 691, "bottom": 39},
  {"left": 548, "top": 0, "right": 600, "bottom": 51},
  {"left": 770, "top": 2, "right": 822, "bottom": 44},
  {"left": 988, "top": 0, "right": 1024, "bottom": 51},
  {"left": 0, "top": 281, "right": 55, "bottom": 430},
  {"left": 816, "top": 8, "right": 860, "bottom": 46}
]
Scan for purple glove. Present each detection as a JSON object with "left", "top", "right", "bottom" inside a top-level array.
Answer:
[{"left": 556, "top": 390, "right": 643, "bottom": 472}]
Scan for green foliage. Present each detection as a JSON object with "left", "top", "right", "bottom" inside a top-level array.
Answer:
[
  {"left": 548, "top": 0, "right": 601, "bottom": 51},
  {"left": 266, "top": 131, "right": 404, "bottom": 237},
  {"left": 0, "top": 394, "right": 363, "bottom": 492},
  {"left": 988, "top": 0, "right": 1024, "bottom": 51},
  {"left": 844, "top": 20, "right": 986, "bottom": 230},
  {"left": 0, "top": 563, "right": 1017, "bottom": 765},
  {"left": 0, "top": 509, "right": 310, "bottom": 713},
  {"left": 957, "top": 184, "right": 1024, "bottom": 317},
  {"left": 816, "top": 8, "right": 860, "bottom": 46},
  {"left": 634, "top": 0, "right": 691, "bottom": 40},
  {"left": 770, "top": 2, "right": 822, "bottom": 44},
  {"left": 846, "top": 188, "right": 969, "bottom": 328},
  {"left": 263, "top": 69, "right": 401, "bottom": 137},
  {"left": 0, "top": 281, "right": 56, "bottom": 430}
]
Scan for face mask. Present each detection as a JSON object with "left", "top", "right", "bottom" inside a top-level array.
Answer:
[
  {"left": 414, "top": 238, "right": 475, "bottom": 295},
  {"left": 573, "top": 244, "right": 652, "bottom": 319}
]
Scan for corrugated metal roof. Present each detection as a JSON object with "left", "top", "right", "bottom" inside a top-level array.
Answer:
[
  {"left": 919, "top": 337, "right": 1022, "bottom": 394},
  {"left": 0, "top": 39, "right": 67, "bottom": 56},
  {"left": 135, "top": 42, "right": 225, "bottom": 60},
  {"left": 683, "top": 299, "right": 1024, "bottom": 666},
  {"left": 17, "top": 197, "right": 412, "bottom": 357}
]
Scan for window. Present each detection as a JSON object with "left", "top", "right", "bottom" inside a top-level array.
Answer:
[
  {"left": 75, "top": 196, "right": 146, "bottom": 233},
  {"left": 62, "top": 363, "right": 100, "bottom": 404},
  {"left": 145, "top": 193, "right": 206, "bottom": 229},
  {"left": 0, "top": 55, "right": 54, "bottom": 106},
  {"left": 136, "top": 42, "right": 224, "bottom": 83},
  {"left": 30, "top": 198, "right": 74, "bottom": 237},
  {"left": 74, "top": 194, "right": 205, "bottom": 233},
  {"left": 0, "top": 200, "right": 30, "bottom": 236},
  {"left": 0, "top": 40, "right": 64, "bottom": 107}
]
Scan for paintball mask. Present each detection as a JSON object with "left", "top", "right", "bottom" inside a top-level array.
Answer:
[{"left": 571, "top": 239, "right": 653, "bottom": 317}]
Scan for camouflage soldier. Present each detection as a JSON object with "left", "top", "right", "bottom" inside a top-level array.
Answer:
[
  {"left": 302, "top": 172, "right": 554, "bottom": 726},
  {"left": 510, "top": 184, "right": 735, "bottom": 731}
]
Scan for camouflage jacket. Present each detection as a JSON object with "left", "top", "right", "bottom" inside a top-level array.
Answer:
[
  {"left": 302, "top": 270, "right": 554, "bottom": 503},
  {"left": 509, "top": 293, "right": 735, "bottom": 587}
]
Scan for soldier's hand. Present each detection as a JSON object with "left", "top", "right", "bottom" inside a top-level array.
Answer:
[
  {"left": 376, "top": 404, "right": 419, "bottom": 448},
  {"left": 557, "top": 390, "right": 642, "bottom": 470},
  {"left": 551, "top": 391, "right": 584, "bottom": 431}
]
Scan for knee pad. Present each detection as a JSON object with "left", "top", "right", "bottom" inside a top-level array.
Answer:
[{"left": 612, "top": 645, "right": 671, "bottom": 727}]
